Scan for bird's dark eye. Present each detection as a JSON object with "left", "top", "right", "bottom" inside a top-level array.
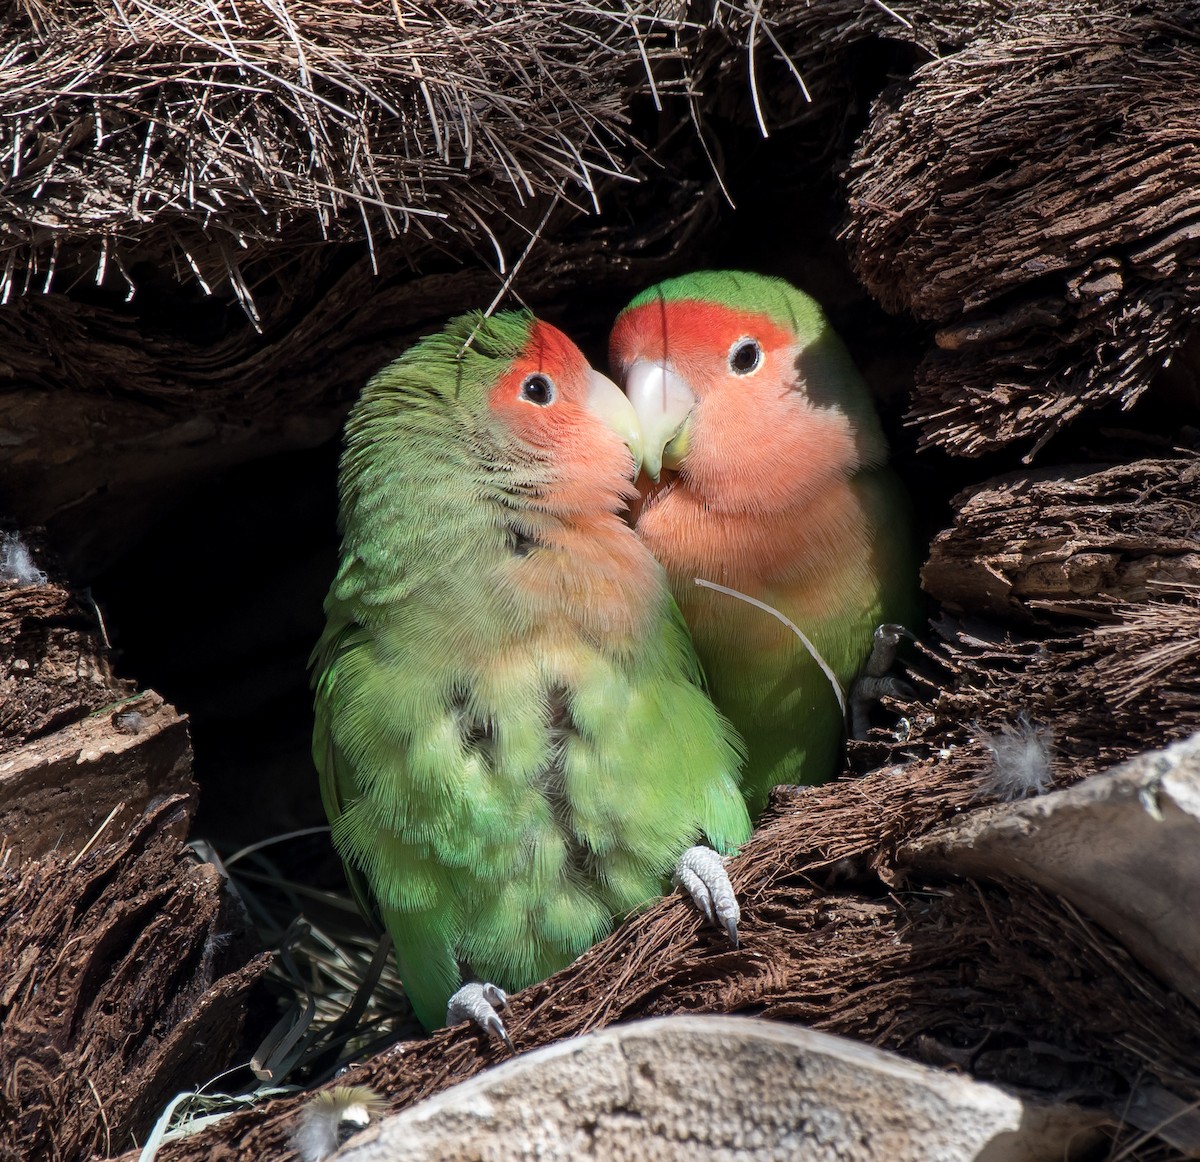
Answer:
[
  {"left": 520, "top": 373, "right": 555, "bottom": 405},
  {"left": 728, "top": 339, "right": 762, "bottom": 375}
]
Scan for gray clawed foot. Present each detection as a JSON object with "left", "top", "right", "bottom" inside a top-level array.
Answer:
[
  {"left": 674, "top": 845, "right": 740, "bottom": 948},
  {"left": 850, "top": 622, "right": 916, "bottom": 740},
  {"left": 446, "top": 982, "right": 513, "bottom": 1051}
]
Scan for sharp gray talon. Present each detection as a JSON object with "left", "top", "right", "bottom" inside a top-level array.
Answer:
[
  {"left": 674, "top": 845, "right": 740, "bottom": 948},
  {"left": 446, "top": 982, "right": 513, "bottom": 1051},
  {"left": 850, "top": 623, "right": 916, "bottom": 740}
]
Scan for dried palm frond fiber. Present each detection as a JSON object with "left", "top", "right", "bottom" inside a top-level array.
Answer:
[
  {"left": 124, "top": 765, "right": 1200, "bottom": 1162},
  {"left": 845, "top": 0, "right": 1200, "bottom": 458},
  {"left": 6, "top": 1, "right": 1200, "bottom": 1159},
  {"left": 0, "top": 0, "right": 983, "bottom": 312},
  {"left": 923, "top": 457, "right": 1200, "bottom": 624},
  {"left": 2, "top": 0, "right": 659, "bottom": 310},
  {"left": 852, "top": 454, "right": 1200, "bottom": 779},
  {"left": 0, "top": 797, "right": 270, "bottom": 1162}
]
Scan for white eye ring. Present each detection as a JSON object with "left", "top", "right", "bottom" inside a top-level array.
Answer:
[
  {"left": 728, "top": 338, "right": 762, "bottom": 375},
  {"left": 520, "top": 373, "right": 556, "bottom": 405}
]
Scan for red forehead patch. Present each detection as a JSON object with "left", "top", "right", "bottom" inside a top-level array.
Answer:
[
  {"left": 523, "top": 318, "right": 584, "bottom": 375},
  {"left": 611, "top": 299, "right": 793, "bottom": 366},
  {"left": 489, "top": 317, "right": 589, "bottom": 412}
]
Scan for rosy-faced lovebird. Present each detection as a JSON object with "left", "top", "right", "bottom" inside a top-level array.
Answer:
[
  {"left": 311, "top": 310, "right": 752, "bottom": 1040},
  {"left": 610, "top": 271, "right": 918, "bottom": 818}
]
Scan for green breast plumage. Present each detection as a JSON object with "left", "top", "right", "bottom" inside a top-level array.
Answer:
[{"left": 312, "top": 325, "right": 750, "bottom": 1029}]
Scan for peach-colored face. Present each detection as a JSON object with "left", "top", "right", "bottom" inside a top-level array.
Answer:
[
  {"left": 611, "top": 299, "right": 859, "bottom": 515},
  {"left": 488, "top": 319, "right": 591, "bottom": 440},
  {"left": 487, "top": 319, "right": 637, "bottom": 513}
]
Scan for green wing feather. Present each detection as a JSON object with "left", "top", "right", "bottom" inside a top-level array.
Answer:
[{"left": 311, "top": 616, "right": 381, "bottom": 932}]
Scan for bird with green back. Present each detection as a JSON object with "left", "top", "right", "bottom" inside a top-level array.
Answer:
[{"left": 610, "top": 271, "right": 918, "bottom": 818}]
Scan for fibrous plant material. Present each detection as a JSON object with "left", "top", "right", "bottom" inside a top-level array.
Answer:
[
  {"left": 0, "top": 0, "right": 996, "bottom": 309},
  {"left": 0, "top": 577, "right": 131, "bottom": 746},
  {"left": 0, "top": 797, "right": 270, "bottom": 1162},
  {"left": 857, "top": 590, "right": 1200, "bottom": 784},
  {"left": 0, "top": 0, "right": 996, "bottom": 576},
  {"left": 672, "top": 0, "right": 1000, "bottom": 145},
  {"left": 0, "top": 688, "right": 192, "bottom": 863},
  {"left": 857, "top": 454, "right": 1200, "bottom": 780},
  {"left": 923, "top": 456, "right": 1200, "bottom": 623},
  {"left": 905, "top": 733, "right": 1200, "bottom": 1012},
  {"left": 0, "top": 0, "right": 670, "bottom": 309},
  {"left": 0, "top": 570, "right": 270, "bottom": 1161},
  {"left": 124, "top": 747, "right": 1200, "bottom": 1162},
  {"left": 844, "top": 1, "right": 1200, "bottom": 458},
  {"left": 5, "top": 4, "right": 1200, "bottom": 1159}
]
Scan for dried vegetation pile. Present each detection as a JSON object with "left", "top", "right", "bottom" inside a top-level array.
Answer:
[
  {"left": 3, "top": 1, "right": 1200, "bottom": 1159},
  {"left": 845, "top": 2, "right": 1200, "bottom": 459}
]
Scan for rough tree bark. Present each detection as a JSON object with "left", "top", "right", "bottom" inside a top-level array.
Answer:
[
  {"left": 0, "top": 577, "right": 268, "bottom": 1161},
  {"left": 130, "top": 742, "right": 1200, "bottom": 1162}
]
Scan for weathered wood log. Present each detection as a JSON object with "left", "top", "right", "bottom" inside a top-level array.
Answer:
[
  {"left": 903, "top": 733, "right": 1200, "bottom": 1011},
  {"left": 0, "top": 688, "right": 191, "bottom": 863},
  {"left": 334, "top": 1017, "right": 1106, "bottom": 1162},
  {"left": 922, "top": 457, "right": 1200, "bottom": 623},
  {"left": 0, "top": 577, "right": 130, "bottom": 746},
  {"left": 0, "top": 574, "right": 270, "bottom": 1160},
  {"left": 0, "top": 797, "right": 269, "bottom": 1161}
]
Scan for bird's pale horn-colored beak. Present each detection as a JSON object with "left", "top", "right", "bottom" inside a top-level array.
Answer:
[
  {"left": 586, "top": 369, "right": 644, "bottom": 476},
  {"left": 621, "top": 360, "right": 697, "bottom": 482}
]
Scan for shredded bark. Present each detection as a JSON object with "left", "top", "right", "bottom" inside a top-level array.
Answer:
[
  {"left": 923, "top": 456, "right": 1200, "bottom": 623},
  {"left": 0, "top": 797, "right": 269, "bottom": 1162},
  {"left": 846, "top": 454, "right": 1200, "bottom": 780},
  {"left": 1, "top": 1, "right": 656, "bottom": 309},
  {"left": 0, "top": 0, "right": 995, "bottom": 574},
  {"left": 851, "top": 589, "right": 1200, "bottom": 788},
  {"left": 0, "top": 580, "right": 266, "bottom": 1161},
  {"left": 135, "top": 766, "right": 1200, "bottom": 1162},
  {"left": 844, "top": 1, "right": 1200, "bottom": 458},
  {"left": 0, "top": 580, "right": 131, "bottom": 746}
]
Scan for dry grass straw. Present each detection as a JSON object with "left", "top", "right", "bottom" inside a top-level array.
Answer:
[
  {"left": 211, "top": 829, "right": 418, "bottom": 1080},
  {"left": 1, "top": 0, "right": 687, "bottom": 314},
  {"left": 0, "top": 0, "right": 991, "bottom": 320}
]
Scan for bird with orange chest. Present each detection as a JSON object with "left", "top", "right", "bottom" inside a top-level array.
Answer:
[
  {"left": 312, "top": 309, "right": 751, "bottom": 1048},
  {"left": 609, "top": 271, "right": 919, "bottom": 818}
]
